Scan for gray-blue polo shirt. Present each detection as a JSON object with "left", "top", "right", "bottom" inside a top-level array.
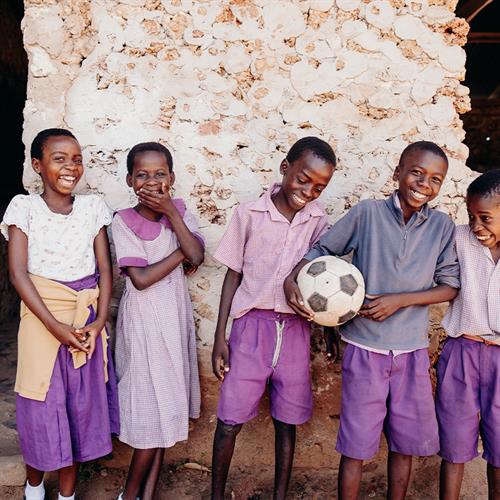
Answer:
[{"left": 304, "top": 191, "right": 460, "bottom": 350}]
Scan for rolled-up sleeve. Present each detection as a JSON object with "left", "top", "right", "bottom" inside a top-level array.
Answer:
[{"left": 434, "top": 220, "right": 460, "bottom": 288}]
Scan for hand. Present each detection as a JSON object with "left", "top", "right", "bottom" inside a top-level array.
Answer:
[
  {"left": 183, "top": 261, "right": 198, "bottom": 276},
  {"left": 137, "top": 183, "right": 177, "bottom": 217},
  {"left": 49, "top": 321, "right": 89, "bottom": 353},
  {"left": 212, "top": 337, "right": 230, "bottom": 381},
  {"left": 284, "top": 277, "right": 314, "bottom": 320},
  {"left": 75, "top": 320, "right": 105, "bottom": 359},
  {"left": 359, "top": 293, "right": 406, "bottom": 321}
]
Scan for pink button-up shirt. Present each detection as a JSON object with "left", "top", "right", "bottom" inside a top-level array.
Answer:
[
  {"left": 213, "top": 183, "right": 329, "bottom": 319},
  {"left": 442, "top": 224, "right": 500, "bottom": 344}
]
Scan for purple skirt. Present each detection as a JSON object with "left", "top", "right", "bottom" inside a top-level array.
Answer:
[{"left": 16, "top": 275, "right": 120, "bottom": 471}]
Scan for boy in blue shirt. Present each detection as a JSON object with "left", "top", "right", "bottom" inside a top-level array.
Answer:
[{"left": 285, "top": 141, "right": 460, "bottom": 499}]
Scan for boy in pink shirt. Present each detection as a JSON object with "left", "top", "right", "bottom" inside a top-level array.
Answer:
[{"left": 211, "top": 137, "right": 336, "bottom": 499}]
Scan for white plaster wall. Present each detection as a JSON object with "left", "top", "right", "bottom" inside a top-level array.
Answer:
[{"left": 21, "top": 0, "right": 473, "bottom": 370}]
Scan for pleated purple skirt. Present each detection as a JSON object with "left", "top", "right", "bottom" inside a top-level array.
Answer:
[{"left": 15, "top": 275, "right": 120, "bottom": 471}]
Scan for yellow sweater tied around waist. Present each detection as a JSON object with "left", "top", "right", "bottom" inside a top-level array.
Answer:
[{"left": 15, "top": 274, "right": 109, "bottom": 401}]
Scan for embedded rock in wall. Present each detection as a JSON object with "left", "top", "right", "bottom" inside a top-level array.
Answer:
[{"left": 20, "top": 0, "right": 473, "bottom": 466}]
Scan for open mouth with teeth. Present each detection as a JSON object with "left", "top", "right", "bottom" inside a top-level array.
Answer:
[
  {"left": 292, "top": 193, "right": 307, "bottom": 206},
  {"left": 410, "top": 189, "right": 427, "bottom": 201},
  {"left": 59, "top": 175, "right": 77, "bottom": 187},
  {"left": 475, "top": 234, "right": 492, "bottom": 242}
]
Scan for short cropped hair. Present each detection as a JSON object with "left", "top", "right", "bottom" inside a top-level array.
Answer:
[
  {"left": 127, "top": 142, "right": 173, "bottom": 174},
  {"left": 467, "top": 169, "right": 500, "bottom": 200},
  {"left": 30, "top": 128, "right": 77, "bottom": 160},
  {"left": 286, "top": 136, "right": 336, "bottom": 167},
  {"left": 399, "top": 141, "right": 448, "bottom": 167}
]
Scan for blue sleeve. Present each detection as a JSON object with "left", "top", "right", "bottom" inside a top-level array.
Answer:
[
  {"left": 304, "top": 203, "right": 362, "bottom": 261},
  {"left": 434, "top": 219, "right": 460, "bottom": 288}
]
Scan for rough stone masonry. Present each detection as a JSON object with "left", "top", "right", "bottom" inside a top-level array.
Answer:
[{"left": 18, "top": 0, "right": 474, "bottom": 467}]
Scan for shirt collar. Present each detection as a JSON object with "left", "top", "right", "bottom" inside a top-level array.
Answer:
[
  {"left": 117, "top": 199, "right": 186, "bottom": 240},
  {"left": 250, "top": 183, "right": 325, "bottom": 223},
  {"left": 387, "top": 190, "right": 429, "bottom": 227}
]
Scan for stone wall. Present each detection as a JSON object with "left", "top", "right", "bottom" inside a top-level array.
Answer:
[{"left": 21, "top": 0, "right": 475, "bottom": 468}]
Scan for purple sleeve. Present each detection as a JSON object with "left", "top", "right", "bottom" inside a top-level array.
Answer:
[{"left": 111, "top": 213, "right": 148, "bottom": 273}]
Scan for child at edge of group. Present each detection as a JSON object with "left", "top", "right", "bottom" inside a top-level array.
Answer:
[
  {"left": 0, "top": 128, "right": 119, "bottom": 500},
  {"left": 112, "top": 142, "right": 204, "bottom": 500},
  {"left": 285, "top": 140, "right": 461, "bottom": 500},
  {"left": 436, "top": 169, "right": 500, "bottom": 500},
  {"left": 210, "top": 136, "right": 336, "bottom": 500}
]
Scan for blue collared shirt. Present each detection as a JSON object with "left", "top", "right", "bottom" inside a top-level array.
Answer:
[{"left": 305, "top": 192, "right": 460, "bottom": 350}]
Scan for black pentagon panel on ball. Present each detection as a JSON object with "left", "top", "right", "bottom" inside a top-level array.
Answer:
[
  {"left": 307, "top": 292, "right": 328, "bottom": 312},
  {"left": 338, "top": 310, "right": 357, "bottom": 324},
  {"left": 306, "top": 260, "right": 326, "bottom": 277},
  {"left": 339, "top": 274, "right": 358, "bottom": 296}
]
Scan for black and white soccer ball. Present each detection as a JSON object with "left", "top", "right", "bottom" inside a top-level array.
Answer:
[{"left": 297, "top": 255, "right": 365, "bottom": 327}]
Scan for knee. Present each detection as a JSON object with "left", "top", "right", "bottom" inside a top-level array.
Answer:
[
  {"left": 216, "top": 419, "right": 243, "bottom": 438},
  {"left": 272, "top": 418, "right": 296, "bottom": 433}
]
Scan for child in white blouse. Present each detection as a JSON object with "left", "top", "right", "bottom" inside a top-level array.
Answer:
[{"left": 0, "top": 128, "right": 119, "bottom": 500}]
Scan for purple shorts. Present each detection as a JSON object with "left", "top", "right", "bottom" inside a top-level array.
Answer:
[
  {"left": 217, "top": 309, "right": 312, "bottom": 426},
  {"left": 436, "top": 336, "right": 500, "bottom": 467},
  {"left": 336, "top": 343, "right": 439, "bottom": 460}
]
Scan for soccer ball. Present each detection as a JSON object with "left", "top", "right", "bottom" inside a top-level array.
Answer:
[{"left": 297, "top": 255, "right": 365, "bottom": 327}]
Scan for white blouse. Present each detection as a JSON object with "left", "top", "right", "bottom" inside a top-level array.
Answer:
[{"left": 0, "top": 194, "right": 112, "bottom": 281}]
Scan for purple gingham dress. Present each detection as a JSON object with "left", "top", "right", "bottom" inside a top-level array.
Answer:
[{"left": 112, "top": 202, "right": 201, "bottom": 449}]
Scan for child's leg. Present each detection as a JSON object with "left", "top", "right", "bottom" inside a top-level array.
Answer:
[
  {"left": 123, "top": 448, "right": 160, "bottom": 500},
  {"left": 58, "top": 462, "right": 79, "bottom": 497},
  {"left": 213, "top": 311, "right": 279, "bottom": 498},
  {"left": 140, "top": 448, "right": 165, "bottom": 500},
  {"left": 25, "top": 465, "right": 45, "bottom": 500},
  {"left": 273, "top": 418, "right": 296, "bottom": 500},
  {"left": 439, "top": 460, "right": 464, "bottom": 500},
  {"left": 26, "top": 465, "right": 44, "bottom": 488},
  {"left": 335, "top": 345, "right": 391, "bottom": 498},
  {"left": 387, "top": 451, "right": 412, "bottom": 500},
  {"left": 338, "top": 455, "right": 363, "bottom": 500},
  {"left": 436, "top": 338, "right": 483, "bottom": 499},
  {"left": 211, "top": 419, "right": 243, "bottom": 500},
  {"left": 487, "top": 463, "right": 500, "bottom": 499}
]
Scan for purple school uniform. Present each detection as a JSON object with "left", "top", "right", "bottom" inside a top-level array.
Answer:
[
  {"left": 214, "top": 184, "right": 329, "bottom": 425},
  {"left": 437, "top": 225, "right": 500, "bottom": 466},
  {"left": 305, "top": 192, "right": 459, "bottom": 459},
  {"left": 112, "top": 203, "right": 202, "bottom": 449},
  {"left": 217, "top": 309, "right": 312, "bottom": 425},
  {"left": 16, "top": 274, "right": 119, "bottom": 471}
]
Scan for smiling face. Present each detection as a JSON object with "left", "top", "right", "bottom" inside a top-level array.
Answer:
[
  {"left": 32, "top": 135, "right": 83, "bottom": 195},
  {"left": 393, "top": 149, "right": 448, "bottom": 221},
  {"left": 126, "top": 150, "right": 174, "bottom": 195},
  {"left": 467, "top": 193, "right": 500, "bottom": 249},
  {"left": 277, "top": 150, "right": 334, "bottom": 217}
]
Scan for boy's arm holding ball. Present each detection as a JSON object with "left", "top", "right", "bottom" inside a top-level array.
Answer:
[
  {"left": 284, "top": 258, "right": 314, "bottom": 320},
  {"left": 360, "top": 285, "right": 458, "bottom": 322},
  {"left": 212, "top": 268, "right": 242, "bottom": 381},
  {"left": 361, "top": 217, "right": 459, "bottom": 321}
]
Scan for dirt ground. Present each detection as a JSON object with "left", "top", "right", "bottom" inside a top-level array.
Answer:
[
  {"left": 0, "top": 317, "right": 489, "bottom": 499},
  {"left": 0, "top": 454, "right": 489, "bottom": 499}
]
